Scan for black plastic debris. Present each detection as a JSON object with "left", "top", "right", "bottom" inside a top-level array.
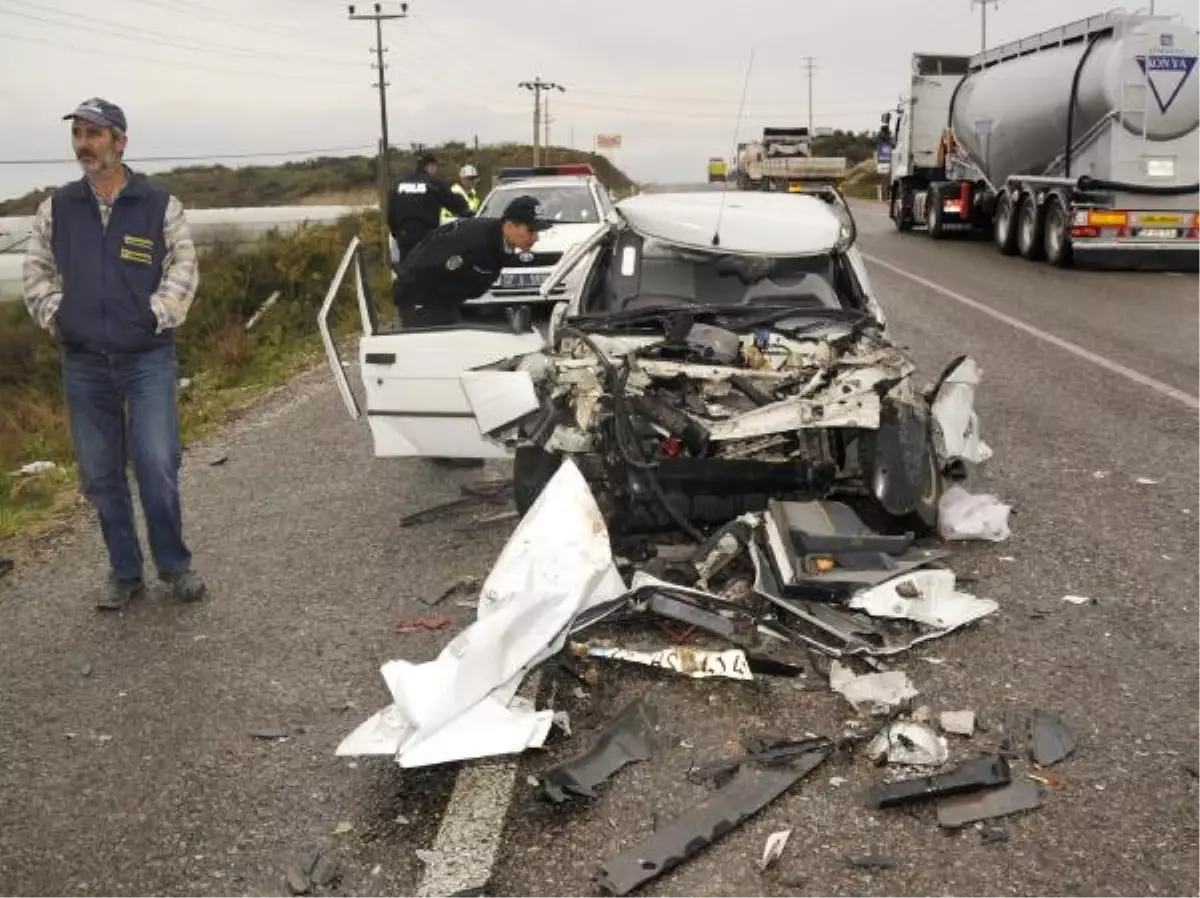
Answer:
[
  {"left": 596, "top": 740, "right": 831, "bottom": 896},
  {"left": 865, "top": 755, "right": 1011, "bottom": 810},
  {"left": 1030, "top": 711, "right": 1076, "bottom": 766},
  {"left": 688, "top": 736, "right": 833, "bottom": 786},
  {"left": 0, "top": 555, "right": 12, "bottom": 579},
  {"left": 937, "top": 777, "right": 1044, "bottom": 828},
  {"left": 537, "top": 699, "right": 658, "bottom": 803}
]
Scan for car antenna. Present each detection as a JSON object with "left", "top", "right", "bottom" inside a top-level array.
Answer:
[{"left": 712, "top": 47, "right": 755, "bottom": 248}]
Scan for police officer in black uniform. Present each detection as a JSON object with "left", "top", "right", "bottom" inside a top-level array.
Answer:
[
  {"left": 387, "top": 152, "right": 474, "bottom": 267},
  {"left": 392, "top": 194, "right": 551, "bottom": 328}
]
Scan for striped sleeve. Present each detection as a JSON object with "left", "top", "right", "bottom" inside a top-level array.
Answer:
[
  {"left": 21, "top": 197, "right": 63, "bottom": 331},
  {"left": 149, "top": 194, "right": 200, "bottom": 332}
]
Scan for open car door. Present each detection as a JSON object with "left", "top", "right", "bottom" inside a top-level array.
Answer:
[{"left": 318, "top": 237, "right": 547, "bottom": 460}]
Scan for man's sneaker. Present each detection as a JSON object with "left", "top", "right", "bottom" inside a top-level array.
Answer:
[
  {"left": 159, "top": 570, "right": 207, "bottom": 603},
  {"left": 96, "top": 575, "right": 145, "bottom": 611}
]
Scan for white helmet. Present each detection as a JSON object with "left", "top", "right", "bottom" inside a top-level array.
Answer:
[{"left": 460, "top": 164, "right": 478, "bottom": 179}]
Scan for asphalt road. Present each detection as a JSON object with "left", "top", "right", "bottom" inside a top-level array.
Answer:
[{"left": 0, "top": 196, "right": 1196, "bottom": 897}]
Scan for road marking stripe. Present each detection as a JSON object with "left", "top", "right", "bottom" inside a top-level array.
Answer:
[
  {"left": 862, "top": 252, "right": 1200, "bottom": 412},
  {"left": 414, "top": 670, "right": 541, "bottom": 897}
]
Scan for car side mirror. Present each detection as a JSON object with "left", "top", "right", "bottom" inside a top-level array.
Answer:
[{"left": 507, "top": 305, "right": 533, "bottom": 333}]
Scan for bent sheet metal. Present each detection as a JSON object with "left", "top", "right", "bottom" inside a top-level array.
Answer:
[{"left": 336, "top": 459, "right": 627, "bottom": 767}]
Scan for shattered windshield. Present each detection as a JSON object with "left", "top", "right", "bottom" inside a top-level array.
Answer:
[
  {"left": 478, "top": 185, "right": 600, "bottom": 224},
  {"left": 597, "top": 235, "right": 845, "bottom": 314}
]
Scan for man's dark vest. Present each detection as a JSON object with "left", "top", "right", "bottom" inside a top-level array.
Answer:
[{"left": 50, "top": 171, "right": 172, "bottom": 354}]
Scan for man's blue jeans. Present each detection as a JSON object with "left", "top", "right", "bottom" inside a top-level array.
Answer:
[{"left": 60, "top": 343, "right": 192, "bottom": 581}]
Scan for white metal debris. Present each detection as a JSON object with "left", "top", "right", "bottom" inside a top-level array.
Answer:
[
  {"left": 866, "top": 721, "right": 948, "bottom": 766},
  {"left": 930, "top": 356, "right": 993, "bottom": 466},
  {"left": 760, "top": 829, "right": 792, "bottom": 870},
  {"left": 829, "top": 661, "right": 918, "bottom": 715},
  {"left": 847, "top": 569, "right": 998, "bottom": 631},
  {"left": 336, "top": 460, "right": 627, "bottom": 766}
]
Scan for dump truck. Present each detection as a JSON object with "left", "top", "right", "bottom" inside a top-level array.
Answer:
[
  {"left": 883, "top": 10, "right": 1199, "bottom": 267},
  {"left": 737, "top": 127, "right": 848, "bottom": 192}
]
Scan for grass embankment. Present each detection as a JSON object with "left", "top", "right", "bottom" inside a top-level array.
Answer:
[
  {"left": 0, "top": 143, "right": 636, "bottom": 215},
  {"left": 0, "top": 212, "right": 389, "bottom": 546}
]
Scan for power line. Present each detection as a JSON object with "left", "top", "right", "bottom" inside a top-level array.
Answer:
[
  {"left": 0, "top": 2, "right": 362, "bottom": 68},
  {"left": 122, "top": 0, "right": 342, "bottom": 44},
  {"left": 0, "top": 145, "right": 377, "bottom": 166},
  {"left": 0, "top": 30, "right": 364, "bottom": 82}
]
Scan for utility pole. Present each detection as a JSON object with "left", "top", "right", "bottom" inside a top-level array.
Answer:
[
  {"left": 348, "top": 1, "right": 407, "bottom": 263},
  {"left": 518, "top": 77, "right": 564, "bottom": 165},
  {"left": 971, "top": 0, "right": 999, "bottom": 52},
  {"left": 800, "top": 57, "right": 816, "bottom": 138}
]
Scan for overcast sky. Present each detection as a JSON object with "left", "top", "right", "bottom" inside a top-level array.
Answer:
[{"left": 0, "top": 0, "right": 1196, "bottom": 201}]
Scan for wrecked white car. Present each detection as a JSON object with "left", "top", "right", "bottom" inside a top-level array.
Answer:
[{"left": 318, "top": 188, "right": 987, "bottom": 536}]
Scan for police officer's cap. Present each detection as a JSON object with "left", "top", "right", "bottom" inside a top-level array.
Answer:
[{"left": 502, "top": 195, "right": 553, "bottom": 231}]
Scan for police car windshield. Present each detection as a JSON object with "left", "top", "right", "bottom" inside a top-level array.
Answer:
[
  {"left": 478, "top": 185, "right": 598, "bottom": 224},
  {"left": 605, "top": 237, "right": 845, "bottom": 313}
]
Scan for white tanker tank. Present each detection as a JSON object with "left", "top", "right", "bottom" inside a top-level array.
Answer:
[{"left": 885, "top": 10, "right": 1199, "bottom": 270}]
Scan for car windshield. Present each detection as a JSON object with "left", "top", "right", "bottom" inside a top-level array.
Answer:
[
  {"left": 599, "top": 235, "right": 845, "bottom": 314},
  {"left": 478, "top": 184, "right": 599, "bottom": 224}
]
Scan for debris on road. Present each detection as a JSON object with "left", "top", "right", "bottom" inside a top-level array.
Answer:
[
  {"left": 937, "top": 485, "right": 1012, "bottom": 542},
  {"left": 937, "top": 777, "right": 1044, "bottom": 828},
  {"left": 420, "top": 575, "right": 480, "bottom": 607},
  {"left": 0, "top": 555, "right": 13, "bottom": 579},
  {"left": 939, "top": 710, "right": 976, "bottom": 736},
  {"left": 335, "top": 335, "right": 1021, "bottom": 889},
  {"left": 249, "top": 727, "right": 290, "bottom": 741},
  {"left": 596, "top": 739, "right": 831, "bottom": 895},
  {"left": 537, "top": 699, "right": 658, "bottom": 803},
  {"left": 394, "top": 616, "right": 452, "bottom": 634},
  {"left": 760, "top": 829, "right": 791, "bottom": 871},
  {"left": 1030, "top": 711, "right": 1077, "bottom": 766},
  {"left": 866, "top": 755, "right": 1012, "bottom": 810},
  {"left": 1061, "top": 594, "right": 1094, "bottom": 605},
  {"left": 845, "top": 853, "right": 896, "bottom": 871},
  {"left": 865, "top": 721, "right": 948, "bottom": 766}
]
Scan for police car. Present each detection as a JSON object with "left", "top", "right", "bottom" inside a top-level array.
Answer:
[{"left": 463, "top": 163, "right": 613, "bottom": 306}]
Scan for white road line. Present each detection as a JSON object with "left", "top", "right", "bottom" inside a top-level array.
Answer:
[
  {"left": 414, "top": 670, "right": 541, "bottom": 897},
  {"left": 862, "top": 252, "right": 1200, "bottom": 412}
]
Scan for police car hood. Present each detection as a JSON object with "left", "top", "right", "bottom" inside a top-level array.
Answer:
[{"left": 515, "top": 221, "right": 606, "bottom": 261}]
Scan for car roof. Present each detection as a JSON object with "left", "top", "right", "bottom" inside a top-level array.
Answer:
[{"left": 615, "top": 190, "right": 845, "bottom": 256}]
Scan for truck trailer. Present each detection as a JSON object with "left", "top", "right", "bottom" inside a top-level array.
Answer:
[
  {"left": 884, "top": 11, "right": 1199, "bottom": 267},
  {"left": 737, "top": 127, "right": 848, "bottom": 191}
]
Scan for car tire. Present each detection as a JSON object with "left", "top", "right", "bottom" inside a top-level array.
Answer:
[{"left": 513, "top": 446, "right": 562, "bottom": 517}]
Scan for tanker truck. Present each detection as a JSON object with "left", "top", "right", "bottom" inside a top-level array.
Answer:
[{"left": 884, "top": 10, "right": 1199, "bottom": 267}]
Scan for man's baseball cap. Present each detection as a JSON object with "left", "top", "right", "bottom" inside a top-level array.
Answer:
[
  {"left": 63, "top": 97, "right": 127, "bottom": 131},
  {"left": 502, "top": 195, "right": 553, "bottom": 231}
]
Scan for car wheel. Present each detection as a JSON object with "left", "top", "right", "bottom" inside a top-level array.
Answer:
[{"left": 513, "top": 446, "right": 562, "bottom": 516}]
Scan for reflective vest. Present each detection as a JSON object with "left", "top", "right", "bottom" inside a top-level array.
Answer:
[{"left": 440, "top": 183, "right": 480, "bottom": 223}]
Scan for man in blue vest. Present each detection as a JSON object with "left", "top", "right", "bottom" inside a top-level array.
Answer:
[{"left": 22, "top": 98, "right": 207, "bottom": 610}]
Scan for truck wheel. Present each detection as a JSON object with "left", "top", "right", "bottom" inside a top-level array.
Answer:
[
  {"left": 1016, "top": 194, "right": 1045, "bottom": 261},
  {"left": 1042, "top": 198, "right": 1074, "bottom": 267},
  {"left": 891, "top": 186, "right": 913, "bottom": 232},
  {"left": 927, "top": 185, "right": 946, "bottom": 239},
  {"left": 993, "top": 192, "right": 1019, "bottom": 255},
  {"left": 513, "top": 446, "right": 562, "bottom": 516}
]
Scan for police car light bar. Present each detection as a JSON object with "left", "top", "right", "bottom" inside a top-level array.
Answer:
[{"left": 497, "top": 163, "right": 595, "bottom": 182}]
